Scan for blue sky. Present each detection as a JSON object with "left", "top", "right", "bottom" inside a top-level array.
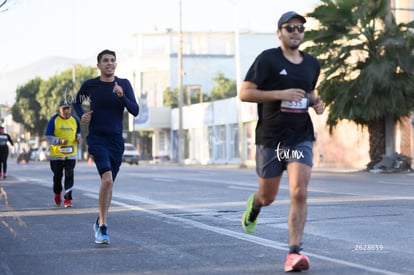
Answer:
[{"left": 0, "top": 0, "right": 320, "bottom": 71}]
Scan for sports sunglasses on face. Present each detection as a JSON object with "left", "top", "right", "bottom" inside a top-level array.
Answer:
[{"left": 281, "top": 24, "right": 305, "bottom": 33}]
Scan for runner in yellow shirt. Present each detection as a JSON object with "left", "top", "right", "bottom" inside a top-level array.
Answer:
[{"left": 46, "top": 101, "right": 81, "bottom": 207}]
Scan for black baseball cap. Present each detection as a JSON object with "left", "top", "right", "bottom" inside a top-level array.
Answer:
[
  {"left": 277, "top": 11, "right": 306, "bottom": 29},
  {"left": 59, "top": 100, "right": 70, "bottom": 108}
]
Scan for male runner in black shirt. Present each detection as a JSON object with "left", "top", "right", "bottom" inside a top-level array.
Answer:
[{"left": 239, "top": 11, "right": 325, "bottom": 272}]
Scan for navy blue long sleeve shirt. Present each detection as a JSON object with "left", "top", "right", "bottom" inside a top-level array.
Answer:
[{"left": 73, "top": 76, "right": 139, "bottom": 136}]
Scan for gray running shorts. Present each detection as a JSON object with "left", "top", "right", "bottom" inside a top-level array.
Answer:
[{"left": 256, "top": 141, "right": 313, "bottom": 178}]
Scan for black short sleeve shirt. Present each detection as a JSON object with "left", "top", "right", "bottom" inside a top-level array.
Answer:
[{"left": 244, "top": 47, "right": 320, "bottom": 147}]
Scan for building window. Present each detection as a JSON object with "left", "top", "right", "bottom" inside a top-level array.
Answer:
[
  {"left": 229, "top": 124, "right": 240, "bottom": 159},
  {"left": 216, "top": 125, "right": 226, "bottom": 160},
  {"left": 187, "top": 85, "right": 204, "bottom": 104}
]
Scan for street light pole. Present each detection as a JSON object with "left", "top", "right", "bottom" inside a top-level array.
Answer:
[
  {"left": 178, "top": 0, "right": 185, "bottom": 165},
  {"left": 384, "top": 0, "right": 395, "bottom": 155},
  {"left": 233, "top": 1, "right": 246, "bottom": 167}
]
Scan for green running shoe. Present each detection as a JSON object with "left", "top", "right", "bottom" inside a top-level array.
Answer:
[{"left": 242, "top": 194, "right": 257, "bottom": 233}]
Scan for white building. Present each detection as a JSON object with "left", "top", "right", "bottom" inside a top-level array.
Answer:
[
  {"left": 128, "top": 0, "right": 414, "bottom": 169},
  {"left": 131, "top": 30, "right": 275, "bottom": 164}
]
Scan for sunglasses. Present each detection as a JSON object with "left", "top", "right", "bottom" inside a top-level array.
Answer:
[{"left": 281, "top": 24, "right": 305, "bottom": 33}]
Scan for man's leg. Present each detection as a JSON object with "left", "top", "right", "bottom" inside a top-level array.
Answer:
[
  {"left": 88, "top": 135, "right": 114, "bottom": 244},
  {"left": 98, "top": 170, "right": 113, "bottom": 226},
  {"left": 256, "top": 177, "right": 281, "bottom": 206},
  {"left": 243, "top": 145, "right": 285, "bottom": 233},
  {"left": 284, "top": 162, "right": 311, "bottom": 272},
  {"left": 93, "top": 170, "right": 113, "bottom": 244},
  {"left": 63, "top": 160, "right": 76, "bottom": 199},
  {"left": 63, "top": 159, "right": 76, "bottom": 207},
  {"left": 50, "top": 160, "right": 64, "bottom": 205},
  {"left": 286, "top": 162, "right": 311, "bottom": 248},
  {"left": 242, "top": 177, "right": 281, "bottom": 233}
]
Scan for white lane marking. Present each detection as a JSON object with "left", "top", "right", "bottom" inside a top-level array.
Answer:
[
  {"left": 13, "top": 176, "right": 406, "bottom": 274},
  {"left": 227, "top": 185, "right": 256, "bottom": 191},
  {"left": 83, "top": 191, "right": 402, "bottom": 275},
  {"left": 378, "top": 180, "right": 414, "bottom": 186},
  {"left": 108, "top": 198, "right": 401, "bottom": 275}
]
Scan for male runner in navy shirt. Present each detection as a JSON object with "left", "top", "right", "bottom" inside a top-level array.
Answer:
[{"left": 74, "top": 49, "right": 139, "bottom": 244}]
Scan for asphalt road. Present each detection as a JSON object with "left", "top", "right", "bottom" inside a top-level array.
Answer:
[{"left": 1, "top": 159, "right": 413, "bottom": 275}]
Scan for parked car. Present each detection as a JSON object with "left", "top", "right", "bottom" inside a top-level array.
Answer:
[{"left": 122, "top": 143, "right": 140, "bottom": 165}]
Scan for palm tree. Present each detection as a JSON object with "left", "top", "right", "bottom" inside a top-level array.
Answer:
[{"left": 304, "top": 0, "right": 414, "bottom": 168}]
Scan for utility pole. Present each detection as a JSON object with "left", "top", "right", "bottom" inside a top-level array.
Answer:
[
  {"left": 233, "top": 1, "right": 246, "bottom": 168},
  {"left": 384, "top": 0, "right": 395, "bottom": 155},
  {"left": 177, "top": 0, "right": 185, "bottom": 165}
]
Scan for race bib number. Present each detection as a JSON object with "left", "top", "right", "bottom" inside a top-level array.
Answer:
[
  {"left": 59, "top": 146, "right": 74, "bottom": 154},
  {"left": 281, "top": 98, "right": 309, "bottom": 113}
]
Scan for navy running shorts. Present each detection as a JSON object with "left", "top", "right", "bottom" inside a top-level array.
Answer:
[
  {"left": 87, "top": 134, "right": 124, "bottom": 180},
  {"left": 256, "top": 141, "right": 313, "bottom": 178}
]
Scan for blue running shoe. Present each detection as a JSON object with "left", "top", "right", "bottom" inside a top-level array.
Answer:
[
  {"left": 94, "top": 217, "right": 109, "bottom": 244},
  {"left": 95, "top": 224, "right": 110, "bottom": 244}
]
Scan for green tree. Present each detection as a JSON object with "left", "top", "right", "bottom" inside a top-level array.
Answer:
[
  {"left": 209, "top": 72, "right": 237, "bottom": 100},
  {"left": 190, "top": 89, "right": 210, "bottom": 104},
  {"left": 37, "top": 65, "right": 97, "bottom": 121},
  {"left": 304, "top": 0, "right": 414, "bottom": 167},
  {"left": 162, "top": 87, "right": 193, "bottom": 107},
  {"left": 11, "top": 77, "right": 47, "bottom": 137},
  {"left": 163, "top": 72, "right": 236, "bottom": 107},
  {"left": 12, "top": 65, "right": 97, "bottom": 137},
  {"left": 163, "top": 87, "right": 178, "bottom": 108}
]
